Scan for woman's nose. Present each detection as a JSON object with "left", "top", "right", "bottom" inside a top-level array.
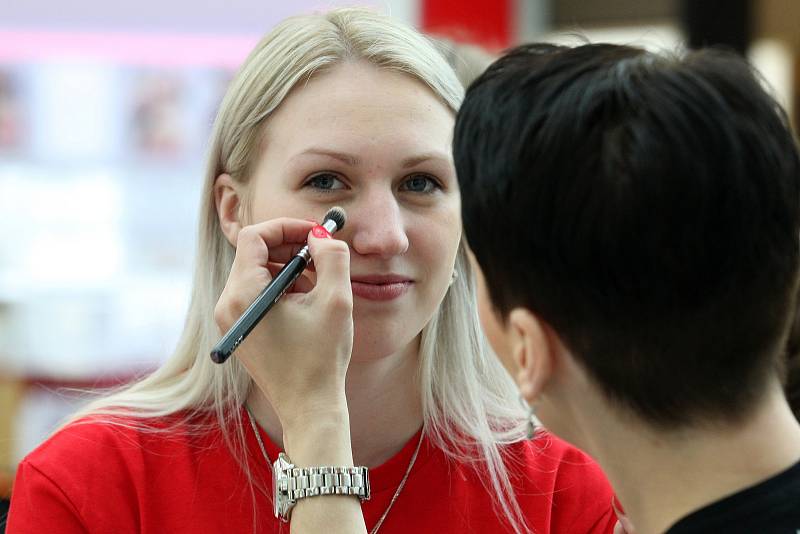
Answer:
[{"left": 348, "top": 192, "right": 409, "bottom": 259}]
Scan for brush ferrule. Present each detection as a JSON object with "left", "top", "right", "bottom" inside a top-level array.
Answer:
[{"left": 322, "top": 218, "right": 339, "bottom": 234}]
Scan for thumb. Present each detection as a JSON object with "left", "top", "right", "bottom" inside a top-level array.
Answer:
[{"left": 307, "top": 230, "right": 351, "bottom": 302}]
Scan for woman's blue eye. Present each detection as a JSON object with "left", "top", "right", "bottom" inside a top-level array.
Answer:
[
  {"left": 306, "top": 173, "right": 345, "bottom": 191},
  {"left": 401, "top": 175, "right": 440, "bottom": 194}
]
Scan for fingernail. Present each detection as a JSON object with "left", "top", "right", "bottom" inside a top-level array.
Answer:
[{"left": 311, "top": 225, "right": 331, "bottom": 239}]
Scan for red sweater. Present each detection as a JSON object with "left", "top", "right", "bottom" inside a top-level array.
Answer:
[{"left": 8, "top": 410, "right": 616, "bottom": 533}]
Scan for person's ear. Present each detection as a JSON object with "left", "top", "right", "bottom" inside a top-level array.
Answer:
[
  {"left": 507, "top": 307, "right": 554, "bottom": 403},
  {"left": 214, "top": 173, "right": 243, "bottom": 247}
]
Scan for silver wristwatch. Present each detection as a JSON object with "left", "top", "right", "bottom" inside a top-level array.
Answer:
[{"left": 272, "top": 452, "right": 371, "bottom": 521}]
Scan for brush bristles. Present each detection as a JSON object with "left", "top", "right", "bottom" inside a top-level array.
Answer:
[{"left": 323, "top": 206, "right": 347, "bottom": 232}]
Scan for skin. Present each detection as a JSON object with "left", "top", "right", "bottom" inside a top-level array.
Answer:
[
  {"left": 213, "top": 60, "right": 461, "bottom": 532},
  {"left": 469, "top": 250, "right": 800, "bottom": 534},
  {"left": 245, "top": 59, "right": 461, "bottom": 365}
]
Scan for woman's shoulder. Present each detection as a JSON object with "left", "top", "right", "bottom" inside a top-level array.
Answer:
[
  {"left": 512, "top": 430, "right": 600, "bottom": 465},
  {"left": 22, "top": 410, "right": 220, "bottom": 475},
  {"left": 507, "top": 431, "right": 617, "bottom": 532},
  {"left": 10, "top": 410, "right": 248, "bottom": 532},
  {"left": 422, "top": 431, "right": 616, "bottom": 532},
  {"left": 508, "top": 430, "right": 611, "bottom": 486}
]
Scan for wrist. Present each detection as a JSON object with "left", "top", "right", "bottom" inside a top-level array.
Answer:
[
  {"left": 269, "top": 384, "right": 346, "bottom": 425},
  {"left": 280, "top": 394, "right": 348, "bottom": 429},
  {"left": 282, "top": 400, "right": 353, "bottom": 467}
]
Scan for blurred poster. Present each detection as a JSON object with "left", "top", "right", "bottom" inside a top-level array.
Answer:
[
  {"left": 0, "top": 69, "right": 24, "bottom": 153},
  {"left": 130, "top": 71, "right": 187, "bottom": 159},
  {"left": 29, "top": 62, "right": 120, "bottom": 162},
  {"left": 207, "top": 68, "right": 234, "bottom": 131}
]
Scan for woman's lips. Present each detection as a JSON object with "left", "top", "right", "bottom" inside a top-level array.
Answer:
[{"left": 350, "top": 275, "right": 413, "bottom": 301}]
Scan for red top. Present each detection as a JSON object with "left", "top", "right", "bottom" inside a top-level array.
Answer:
[{"left": 8, "top": 410, "right": 616, "bottom": 533}]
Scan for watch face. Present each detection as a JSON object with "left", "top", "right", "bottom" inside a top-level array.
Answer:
[
  {"left": 273, "top": 453, "right": 293, "bottom": 520},
  {"left": 272, "top": 460, "right": 281, "bottom": 518}
]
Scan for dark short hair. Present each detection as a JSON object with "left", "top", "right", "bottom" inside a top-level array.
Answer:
[{"left": 454, "top": 43, "right": 800, "bottom": 428}]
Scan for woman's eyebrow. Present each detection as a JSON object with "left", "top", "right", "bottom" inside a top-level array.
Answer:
[
  {"left": 401, "top": 152, "right": 451, "bottom": 168},
  {"left": 292, "top": 148, "right": 451, "bottom": 169},
  {"left": 294, "top": 148, "right": 361, "bottom": 166}
]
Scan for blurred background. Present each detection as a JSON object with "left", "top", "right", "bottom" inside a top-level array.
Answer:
[{"left": 0, "top": 0, "right": 798, "bottom": 524}]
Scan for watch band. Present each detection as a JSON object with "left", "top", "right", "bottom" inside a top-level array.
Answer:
[{"left": 273, "top": 452, "right": 371, "bottom": 521}]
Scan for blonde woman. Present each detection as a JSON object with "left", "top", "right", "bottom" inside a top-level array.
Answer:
[{"left": 8, "top": 9, "right": 616, "bottom": 534}]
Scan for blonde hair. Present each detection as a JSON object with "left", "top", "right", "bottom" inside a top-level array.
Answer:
[{"left": 70, "top": 8, "right": 530, "bottom": 533}]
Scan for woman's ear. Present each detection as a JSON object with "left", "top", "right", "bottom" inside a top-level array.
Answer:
[
  {"left": 508, "top": 307, "right": 555, "bottom": 403},
  {"left": 214, "top": 173, "right": 243, "bottom": 247}
]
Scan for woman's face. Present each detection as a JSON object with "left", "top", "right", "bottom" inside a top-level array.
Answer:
[{"left": 247, "top": 61, "right": 461, "bottom": 361}]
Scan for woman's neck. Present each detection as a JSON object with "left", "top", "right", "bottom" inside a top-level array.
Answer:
[{"left": 246, "top": 338, "right": 423, "bottom": 468}]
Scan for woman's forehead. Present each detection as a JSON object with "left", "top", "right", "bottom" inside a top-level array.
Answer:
[
  {"left": 262, "top": 62, "right": 455, "bottom": 164},
  {"left": 272, "top": 63, "right": 452, "bottom": 129}
]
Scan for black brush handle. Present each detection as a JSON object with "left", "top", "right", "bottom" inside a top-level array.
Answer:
[{"left": 210, "top": 251, "right": 308, "bottom": 364}]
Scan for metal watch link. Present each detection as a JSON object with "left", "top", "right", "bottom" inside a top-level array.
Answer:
[{"left": 272, "top": 452, "right": 371, "bottom": 521}]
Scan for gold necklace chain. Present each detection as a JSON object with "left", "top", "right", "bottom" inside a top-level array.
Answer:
[{"left": 245, "top": 406, "right": 423, "bottom": 534}]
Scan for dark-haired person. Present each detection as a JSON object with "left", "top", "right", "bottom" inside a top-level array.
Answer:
[{"left": 454, "top": 43, "right": 800, "bottom": 534}]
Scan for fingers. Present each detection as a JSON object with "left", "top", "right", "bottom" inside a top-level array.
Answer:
[
  {"left": 227, "top": 217, "right": 350, "bottom": 316},
  {"left": 267, "top": 263, "right": 315, "bottom": 293},
  {"left": 249, "top": 218, "right": 317, "bottom": 247},
  {"left": 220, "top": 219, "right": 316, "bottom": 323},
  {"left": 262, "top": 243, "right": 309, "bottom": 265},
  {"left": 307, "top": 231, "right": 352, "bottom": 309},
  {"left": 234, "top": 218, "right": 316, "bottom": 264},
  {"left": 228, "top": 217, "right": 314, "bottom": 271}
]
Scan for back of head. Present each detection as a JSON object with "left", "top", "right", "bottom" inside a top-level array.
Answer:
[{"left": 455, "top": 43, "right": 800, "bottom": 429}]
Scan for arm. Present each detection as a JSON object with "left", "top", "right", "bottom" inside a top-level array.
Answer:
[
  {"left": 283, "top": 406, "right": 366, "bottom": 533},
  {"left": 279, "top": 233, "right": 367, "bottom": 533},
  {"left": 215, "top": 219, "right": 367, "bottom": 534}
]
